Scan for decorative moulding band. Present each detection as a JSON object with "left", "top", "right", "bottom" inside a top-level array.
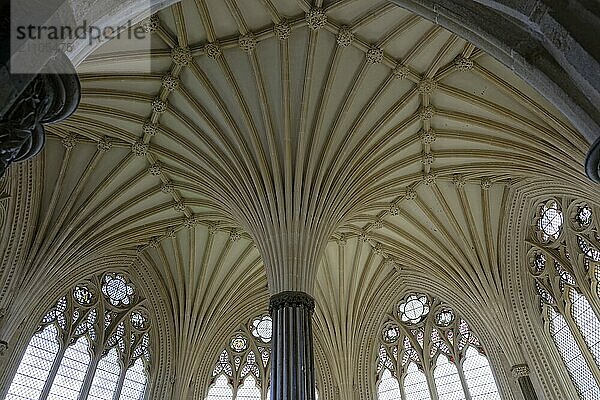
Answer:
[{"left": 269, "top": 291, "right": 315, "bottom": 313}]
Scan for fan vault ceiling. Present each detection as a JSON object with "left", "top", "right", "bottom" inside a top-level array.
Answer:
[{"left": 0, "top": 0, "right": 598, "bottom": 398}]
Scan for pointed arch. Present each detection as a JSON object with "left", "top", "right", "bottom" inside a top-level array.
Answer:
[
  {"left": 527, "top": 196, "right": 600, "bottom": 399},
  {"left": 375, "top": 293, "right": 501, "bottom": 400},
  {"left": 5, "top": 271, "right": 153, "bottom": 400}
]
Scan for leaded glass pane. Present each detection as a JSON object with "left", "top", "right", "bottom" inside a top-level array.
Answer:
[
  {"left": 399, "top": 294, "right": 430, "bottom": 324},
  {"left": 205, "top": 374, "right": 234, "bottom": 400},
  {"left": 569, "top": 289, "right": 600, "bottom": 365},
  {"left": 578, "top": 237, "right": 600, "bottom": 261},
  {"left": 230, "top": 334, "right": 249, "bottom": 352},
  {"left": 47, "top": 336, "right": 91, "bottom": 400},
  {"left": 119, "top": 358, "right": 147, "bottom": 400},
  {"left": 102, "top": 274, "right": 135, "bottom": 306},
  {"left": 377, "top": 369, "right": 401, "bottom": 400},
  {"left": 463, "top": 347, "right": 501, "bottom": 400},
  {"left": 250, "top": 316, "right": 272, "bottom": 343},
  {"left": 538, "top": 201, "right": 563, "bottom": 240},
  {"left": 403, "top": 362, "right": 431, "bottom": 400},
  {"left": 6, "top": 325, "right": 60, "bottom": 400},
  {"left": 236, "top": 375, "right": 261, "bottom": 400},
  {"left": 88, "top": 348, "right": 121, "bottom": 400},
  {"left": 549, "top": 308, "right": 599, "bottom": 399},
  {"left": 434, "top": 355, "right": 465, "bottom": 400}
]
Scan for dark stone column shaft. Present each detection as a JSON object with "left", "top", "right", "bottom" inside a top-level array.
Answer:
[
  {"left": 512, "top": 364, "right": 538, "bottom": 400},
  {"left": 517, "top": 376, "right": 538, "bottom": 400},
  {"left": 269, "top": 291, "right": 316, "bottom": 400}
]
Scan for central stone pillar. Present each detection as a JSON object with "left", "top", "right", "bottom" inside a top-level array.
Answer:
[{"left": 269, "top": 291, "right": 316, "bottom": 400}]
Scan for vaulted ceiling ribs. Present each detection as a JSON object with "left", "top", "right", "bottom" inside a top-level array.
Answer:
[{"left": 44, "top": 0, "right": 588, "bottom": 295}]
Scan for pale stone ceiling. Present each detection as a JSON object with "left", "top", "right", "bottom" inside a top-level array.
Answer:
[{"left": 18, "top": 0, "right": 596, "bottom": 397}]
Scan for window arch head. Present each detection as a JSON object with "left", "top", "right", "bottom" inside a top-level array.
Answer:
[
  {"left": 7, "top": 272, "right": 152, "bottom": 400},
  {"left": 206, "top": 315, "right": 272, "bottom": 400},
  {"left": 375, "top": 293, "right": 502, "bottom": 400},
  {"left": 529, "top": 197, "right": 600, "bottom": 399},
  {"left": 204, "top": 314, "right": 319, "bottom": 400}
]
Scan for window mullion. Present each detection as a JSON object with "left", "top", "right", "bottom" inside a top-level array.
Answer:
[
  {"left": 456, "top": 361, "right": 473, "bottom": 400},
  {"left": 262, "top": 379, "right": 269, "bottom": 400},
  {"left": 563, "top": 299, "right": 600, "bottom": 386},
  {"left": 112, "top": 360, "right": 128, "bottom": 400},
  {"left": 399, "top": 373, "right": 407, "bottom": 400},
  {"left": 39, "top": 341, "right": 68, "bottom": 400},
  {"left": 77, "top": 354, "right": 101, "bottom": 400},
  {"left": 233, "top": 382, "right": 239, "bottom": 399},
  {"left": 425, "top": 367, "right": 440, "bottom": 400}
]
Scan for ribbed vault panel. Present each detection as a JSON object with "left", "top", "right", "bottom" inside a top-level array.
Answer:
[{"left": 48, "top": 0, "right": 588, "bottom": 293}]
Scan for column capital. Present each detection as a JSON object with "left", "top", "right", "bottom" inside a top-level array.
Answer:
[
  {"left": 269, "top": 291, "right": 315, "bottom": 313},
  {"left": 511, "top": 363, "right": 531, "bottom": 379}
]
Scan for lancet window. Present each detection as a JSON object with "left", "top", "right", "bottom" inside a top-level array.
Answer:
[
  {"left": 6, "top": 272, "right": 151, "bottom": 400},
  {"left": 529, "top": 198, "right": 600, "bottom": 399},
  {"left": 204, "top": 315, "right": 319, "bottom": 400},
  {"left": 375, "top": 293, "right": 502, "bottom": 400},
  {"left": 205, "top": 315, "right": 273, "bottom": 400}
]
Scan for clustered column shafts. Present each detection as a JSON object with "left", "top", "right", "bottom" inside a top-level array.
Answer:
[
  {"left": 269, "top": 291, "right": 316, "bottom": 400},
  {"left": 511, "top": 364, "right": 538, "bottom": 400}
]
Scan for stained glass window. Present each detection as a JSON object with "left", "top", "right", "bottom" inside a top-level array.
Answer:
[
  {"left": 250, "top": 316, "right": 272, "bottom": 343},
  {"left": 463, "top": 347, "right": 501, "bottom": 400},
  {"left": 88, "top": 348, "right": 121, "bottom": 400},
  {"left": 206, "top": 375, "right": 234, "bottom": 400},
  {"left": 530, "top": 198, "right": 600, "bottom": 399},
  {"left": 375, "top": 294, "right": 502, "bottom": 400},
  {"left": 6, "top": 325, "right": 60, "bottom": 400},
  {"left": 47, "top": 336, "right": 90, "bottom": 400},
  {"left": 237, "top": 376, "right": 261, "bottom": 400},
  {"left": 6, "top": 272, "right": 151, "bottom": 400},
  {"left": 402, "top": 363, "right": 430, "bottom": 400},
  {"left": 205, "top": 314, "right": 319, "bottom": 400},
  {"left": 120, "top": 358, "right": 148, "bottom": 400},
  {"left": 537, "top": 200, "right": 564, "bottom": 241}
]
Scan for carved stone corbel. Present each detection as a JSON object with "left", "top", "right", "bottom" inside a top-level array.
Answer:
[{"left": 0, "top": 53, "right": 80, "bottom": 177}]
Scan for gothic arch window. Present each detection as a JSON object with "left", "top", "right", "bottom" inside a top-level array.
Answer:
[
  {"left": 529, "top": 198, "right": 600, "bottom": 399},
  {"left": 204, "top": 315, "right": 319, "bottom": 400},
  {"left": 205, "top": 315, "right": 272, "bottom": 400},
  {"left": 6, "top": 272, "right": 152, "bottom": 400},
  {"left": 375, "top": 293, "right": 502, "bottom": 400}
]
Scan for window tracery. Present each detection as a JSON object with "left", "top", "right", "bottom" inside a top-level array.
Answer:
[
  {"left": 206, "top": 315, "right": 272, "bottom": 400},
  {"left": 204, "top": 315, "right": 319, "bottom": 400},
  {"left": 6, "top": 272, "right": 151, "bottom": 400},
  {"left": 375, "top": 293, "right": 501, "bottom": 400},
  {"left": 529, "top": 198, "right": 600, "bottom": 399}
]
